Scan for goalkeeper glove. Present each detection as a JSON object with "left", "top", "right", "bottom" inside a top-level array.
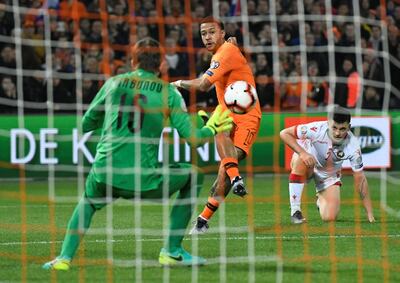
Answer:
[
  {"left": 197, "top": 109, "right": 210, "bottom": 125},
  {"left": 204, "top": 105, "right": 233, "bottom": 135}
]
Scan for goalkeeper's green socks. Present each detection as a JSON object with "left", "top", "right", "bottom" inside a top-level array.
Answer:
[
  {"left": 43, "top": 197, "right": 96, "bottom": 270},
  {"left": 59, "top": 197, "right": 96, "bottom": 259},
  {"left": 166, "top": 172, "right": 204, "bottom": 250}
]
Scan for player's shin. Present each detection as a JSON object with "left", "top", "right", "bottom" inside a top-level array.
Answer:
[
  {"left": 199, "top": 196, "right": 220, "bottom": 221},
  {"left": 222, "top": 157, "right": 248, "bottom": 197},
  {"left": 168, "top": 172, "right": 204, "bottom": 250},
  {"left": 222, "top": 157, "right": 240, "bottom": 181},
  {"left": 189, "top": 196, "right": 219, "bottom": 235},
  {"left": 289, "top": 173, "right": 306, "bottom": 223},
  {"left": 60, "top": 197, "right": 97, "bottom": 259}
]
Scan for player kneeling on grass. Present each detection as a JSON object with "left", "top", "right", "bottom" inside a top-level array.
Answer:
[
  {"left": 279, "top": 105, "right": 375, "bottom": 224},
  {"left": 42, "top": 38, "right": 233, "bottom": 271}
]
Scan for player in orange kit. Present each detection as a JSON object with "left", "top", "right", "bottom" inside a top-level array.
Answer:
[{"left": 172, "top": 17, "right": 261, "bottom": 234}]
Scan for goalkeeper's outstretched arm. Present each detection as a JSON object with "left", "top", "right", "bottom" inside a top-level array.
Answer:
[{"left": 170, "top": 104, "right": 233, "bottom": 146}]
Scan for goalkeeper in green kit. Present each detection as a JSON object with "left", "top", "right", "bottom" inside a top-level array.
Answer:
[{"left": 42, "top": 38, "right": 233, "bottom": 270}]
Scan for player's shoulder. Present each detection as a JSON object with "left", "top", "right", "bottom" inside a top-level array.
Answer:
[
  {"left": 167, "top": 82, "right": 181, "bottom": 95},
  {"left": 109, "top": 72, "right": 132, "bottom": 85},
  {"left": 100, "top": 74, "right": 121, "bottom": 89},
  {"left": 216, "top": 41, "right": 239, "bottom": 56},
  {"left": 114, "top": 71, "right": 134, "bottom": 79},
  {"left": 167, "top": 83, "right": 185, "bottom": 102},
  {"left": 309, "top": 120, "right": 327, "bottom": 127},
  {"left": 296, "top": 121, "right": 325, "bottom": 140},
  {"left": 167, "top": 84, "right": 187, "bottom": 111},
  {"left": 304, "top": 120, "right": 327, "bottom": 132},
  {"left": 346, "top": 131, "right": 361, "bottom": 149},
  {"left": 223, "top": 41, "right": 239, "bottom": 50}
]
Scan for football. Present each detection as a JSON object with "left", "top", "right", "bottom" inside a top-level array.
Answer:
[{"left": 224, "top": 81, "right": 258, "bottom": 114}]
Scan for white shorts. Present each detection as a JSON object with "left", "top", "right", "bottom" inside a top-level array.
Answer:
[
  {"left": 312, "top": 168, "right": 342, "bottom": 192},
  {"left": 293, "top": 139, "right": 342, "bottom": 192}
]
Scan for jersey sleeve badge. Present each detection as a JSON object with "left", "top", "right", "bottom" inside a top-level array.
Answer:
[
  {"left": 210, "top": 60, "right": 220, "bottom": 69},
  {"left": 206, "top": 70, "right": 214, "bottom": 76},
  {"left": 300, "top": 126, "right": 308, "bottom": 138}
]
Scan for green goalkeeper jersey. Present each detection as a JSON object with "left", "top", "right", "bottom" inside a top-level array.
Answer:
[{"left": 82, "top": 69, "right": 213, "bottom": 191}]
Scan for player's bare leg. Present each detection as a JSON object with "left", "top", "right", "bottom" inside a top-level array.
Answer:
[
  {"left": 289, "top": 154, "right": 313, "bottom": 224},
  {"left": 190, "top": 146, "right": 246, "bottom": 235},
  {"left": 216, "top": 132, "right": 248, "bottom": 197},
  {"left": 230, "top": 148, "right": 247, "bottom": 197},
  {"left": 189, "top": 163, "right": 227, "bottom": 235},
  {"left": 317, "top": 185, "right": 341, "bottom": 221}
]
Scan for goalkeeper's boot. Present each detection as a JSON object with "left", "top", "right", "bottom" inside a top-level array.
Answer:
[
  {"left": 189, "top": 216, "right": 209, "bottom": 235},
  {"left": 231, "top": 176, "right": 247, "bottom": 197},
  {"left": 159, "top": 247, "right": 206, "bottom": 266},
  {"left": 42, "top": 257, "right": 71, "bottom": 271},
  {"left": 291, "top": 210, "right": 306, "bottom": 224}
]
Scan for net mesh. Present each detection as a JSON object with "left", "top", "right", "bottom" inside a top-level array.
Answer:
[{"left": 0, "top": 0, "right": 399, "bottom": 282}]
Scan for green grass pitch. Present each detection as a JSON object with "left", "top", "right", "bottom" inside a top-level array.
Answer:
[{"left": 0, "top": 173, "right": 399, "bottom": 282}]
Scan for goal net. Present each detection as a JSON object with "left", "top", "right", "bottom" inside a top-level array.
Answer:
[{"left": 0, "top": 0, "right": 399, "bottom": 282}]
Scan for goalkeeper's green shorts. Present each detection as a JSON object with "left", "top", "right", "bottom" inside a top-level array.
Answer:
[{"left": 84, "top": 163, "right": 202, "bottom": 210}]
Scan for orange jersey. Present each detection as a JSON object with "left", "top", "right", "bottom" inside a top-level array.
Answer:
[{"left": 202, "top": 42, "right": 261, "bottom": 119}]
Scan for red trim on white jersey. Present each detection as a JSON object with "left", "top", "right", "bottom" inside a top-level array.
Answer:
[{"left": 294, "top": 125, "right": 299, "bottom": 139}]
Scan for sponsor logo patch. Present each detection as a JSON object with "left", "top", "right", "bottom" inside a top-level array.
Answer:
[{"left": 300, "top": 126, "right": 307, "bottom": 136}]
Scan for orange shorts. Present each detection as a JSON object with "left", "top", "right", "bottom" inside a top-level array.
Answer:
[{"left": 231, "top": 113, "right": 260, "bottom": 155}]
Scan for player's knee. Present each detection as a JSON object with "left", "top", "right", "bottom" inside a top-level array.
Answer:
[
  {"left": 236, "top": 147, "right": 246, "bottom": 161},
  {"left": 321, "top": 214, "right": 337, "bottom": 222},
  {"left": 320, "top": 209, "right": 339, "bottom": 222},
  {"left": 83, "top": 193, "right": 103, "bottom": 211},
  {"left": 291, "top": 160, "right": 308, "bottom": 176}
]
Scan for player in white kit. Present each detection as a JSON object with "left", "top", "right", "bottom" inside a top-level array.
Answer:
[{"left": 280, "top": 106, "right": 375, "bottom": 223}]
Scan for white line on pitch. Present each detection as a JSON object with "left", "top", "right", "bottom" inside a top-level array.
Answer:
[{"left": 1, "top": 234, "right": 399, "bottom": 246}]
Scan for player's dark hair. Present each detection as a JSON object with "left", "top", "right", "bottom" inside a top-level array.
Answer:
[
  {"left": 200, "top": 16, "right": 225, "bottom": 31},
  {"left": 131, "top": 37, "right": 161, "bottom": 72},
  {"left": 328, "top": 105, "right": 351, "bottom": 124}
]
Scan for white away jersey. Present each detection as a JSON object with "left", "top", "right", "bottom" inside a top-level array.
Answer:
[{"left": 295, "top": 121, "right": 364, "bottom": 175}]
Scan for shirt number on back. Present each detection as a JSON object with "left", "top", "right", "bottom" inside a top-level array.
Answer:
[{"left": 116, "top": 93, "right": 147, "bottom": 133}]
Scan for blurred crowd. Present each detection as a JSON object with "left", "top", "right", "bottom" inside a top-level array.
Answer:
[{"left": 0, "top": 0, "right": 399, "bottom": 113}]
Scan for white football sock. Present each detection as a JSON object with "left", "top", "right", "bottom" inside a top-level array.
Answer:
[{"left": 289, "top": 183, "right": 304, "bottom": 215}]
